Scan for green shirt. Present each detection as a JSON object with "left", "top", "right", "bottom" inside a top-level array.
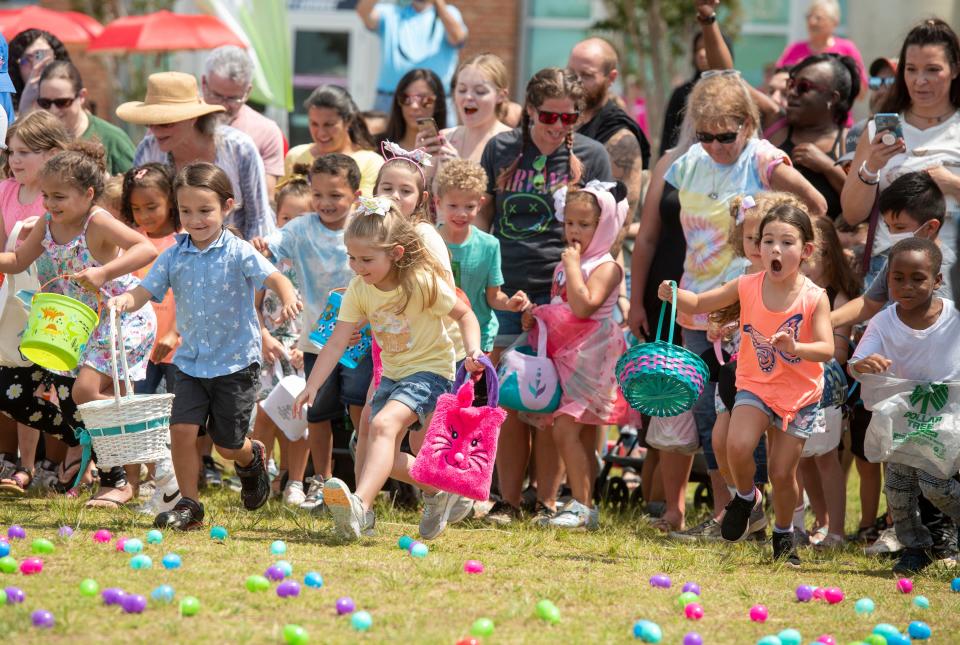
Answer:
[
  {"left": 83, "top": 113, "right": 135, "bottom": 174},
  {"left": 444, "top": 225, "right": 504, "bottom": 352}
]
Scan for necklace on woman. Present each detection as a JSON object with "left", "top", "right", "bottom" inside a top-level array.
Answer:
[
  {"left": 909, "top": 107, "right": 957, "bottom": 125},
  {"left": 708, "top": 161, "right": 738, "bottom": 200}
]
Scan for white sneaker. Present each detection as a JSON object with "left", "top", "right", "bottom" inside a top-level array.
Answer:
[
  {"left": 324, "top": 478, "right": 364, "bottom": 541},
  {"left": 137, "top": 459, "right": 180, "bottom": 515},
  {"left": 419, "top": 490, "right": 457, "bottom": 540},
  {"left": 865, "top": 527, "right": 904, "bottom": 555},
  {"left": 448, "top": 495, "right": 474, "bottom": 524},
  {"left": 362, "top": 508, "right": 376, "bottom": 537},
  {"left": 548, "top": 500, "right": 599, "bottom": 530},
  {"left": 283, "top": 481, "right": 306, "bottom": 506},
  {"left": 300, "top": 477, "right": 325, "bottom": 512}
]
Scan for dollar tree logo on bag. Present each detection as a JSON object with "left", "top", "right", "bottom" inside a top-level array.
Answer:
[
  {"left": 910, "top": 383, "right": 948, "bottom": 415},
  {"left": 898, "top": 383, "right": 949, "bottom": 458}
]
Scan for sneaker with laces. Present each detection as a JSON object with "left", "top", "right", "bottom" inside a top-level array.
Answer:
[
  {"left": 324, "top": 477, "right": 365, "bottom": 540},
  {"left": 154, "top": 497, "right": 204, "bottom": 531},
  {"left": 893, "top": 548, "right": 932, "bottom": 575},
  {"left": 138, "top": 460, "right": 181, "bottom": 515},
  {"left": 670, "top": 517, "right": 723, "bottom": 541},
  {"left": 420, "top": 490, "right": 458, "bottom": 540},
  {"left": 300, "top": 477, "right": 325, "bottom": 512},
  {"left": 530, "top": 502, "right": 556, "bottom": 527},
  {"left": 721, "top": 489, "right": 762, "bottom": 542},
  {"left": 234, "top": 440, "right": 269, "bottom": 511},
  {"left": 201, "top": 456, "right": 222, "bottom": 488},
  {"left": 448, "top": 495, "right": 474, "bottom": 524},
  {"left": 864, "top": 527, "right": 904, "bottom": 556},
  {"left": 548, "top": 500, "right": 599, "bottom": 530},
  {"left": 482, "top": 500, "right": 522, "bottom": 525},
  {"left": 772, "top": 530, "right": 801, "bottom": 567},
  {"left": 283, "top": 481, "right": 306, "bottom": 506}
]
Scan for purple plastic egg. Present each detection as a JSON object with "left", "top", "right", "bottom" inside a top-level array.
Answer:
[
  {"left": 31, "top": 609, "right": 54, "bottom": 628},
  {"left": 101, "top": 588, "right": 126, "bottom": 606},
  {"left": 796, "top": 584, "right": 815, "bottom": 602},
  {"left": 5, "top": 586, "right": 24, "bottom": 603},
  {"left": 7, "top": 525, "right": 25, "bottom": 540},
  {"left": 265, "top": 565, "right": 285, "bottom": 581},
  {"left": 58, "top": 526, "right": 74, "bottom": 538},
  {"left": 649, "top": 574, "right": 672, "bottom": 589},
  {"left": 682, "top": 582, "right": 701, "bottom": 596},
  {"left": 121, "top": 593, "right": 147, "bottom": 614},
  {"left": 683, "top": 632, "right": 704, "bottom": 645},
  {"left": 277, "top": 580, "right": 301, "bottom": 598},
  {"left": 336, "top": 596, "right": 355, "bottom": 615}
]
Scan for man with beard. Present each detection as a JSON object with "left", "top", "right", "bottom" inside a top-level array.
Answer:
[{"left": 568, "top": 38, "right": 650, "bottom": 217}]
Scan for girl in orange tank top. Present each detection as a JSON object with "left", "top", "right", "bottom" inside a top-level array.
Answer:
[{"left": 657, "top": 203, "right": 834, "bottom": 567}]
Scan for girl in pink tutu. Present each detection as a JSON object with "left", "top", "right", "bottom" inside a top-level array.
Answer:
[{"left": 522, "top": 180, "right": 629, "bottom": 529}]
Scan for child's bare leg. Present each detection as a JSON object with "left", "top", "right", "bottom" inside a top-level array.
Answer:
[
  {"left": 725, "top": 406, "right": 769, "bottom": 495},
  {"left": 307, "top": 420, "right": 333, "bottom": 479},
  {"left": 284, "top": 439, "right": 310, "bottom": 490},
  {"left": 815, "top": 448, "right": 847, "bottom": 540},
  {"left": 170, "top": 423, "right": 202, "bottom": 501},
  {"left": 553, "top": 415, "right": 593, "bottom": 505},
  {"left": 799, "top": 457, "right": 827, "bottom": 530},
  {"left": 355, "top": 400, "right": 417, "bottom": 508},
  {"left": 354, "top": 402, "right": 372, "bottom": 483},
  {"left": 711, "top": 412, "right": 733, "bottom": 513},
  {"left": 397, "top": 418, "right": 437, "bottom": 495},
  {"left": 856, "top": 457, "right": 882, "bottom": 530},
  {"left": 658, "top": 450, "right": 693, "bottom": 530},
  {"left": 766, "top": 429, "right": 806, "bottom": 531},
  {"left": 534, "top": 425, "right": 563, "bottom": 510},
  {"left": 495, "top": 410, "right": 531, "bottom": 509}
]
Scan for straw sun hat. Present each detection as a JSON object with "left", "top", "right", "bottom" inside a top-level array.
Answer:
[{"left": 116, "top": 72, "right": 224, "bottom": 125}]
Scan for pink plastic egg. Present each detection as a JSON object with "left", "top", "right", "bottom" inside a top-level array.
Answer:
[
  {"left": 816, "top": 635, "right": 836, "bottom": 645},
  {"left": 115, "top": 537, "right": 128, "bottom": 552},
  {"left": 824, "top": 587, "right": 844, "bottom": 604},
  {"left": 19, "top": 557, "right": 42, "bottom": 575},
  {"left": 684, "top": 602, "right": 704, "bottom": 620},
  {"left": 93, "top": 529, "right": 112, "bottom": 544},
  {"left": 897, "top": 578, "right": 913, "bottom": 594},
  {"left": 812, "top": 587, "right": 826, "bottom": 600},
  {"left": 463, "top": 560, "right": 484, "bottom": 574},
  {"left": 749, "top": 604, "right": 768, "bottom": 622}
]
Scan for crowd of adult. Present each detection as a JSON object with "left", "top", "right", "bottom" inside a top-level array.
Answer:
[{"left": 0, "top": 0, "right": 958, "bottom": 561}]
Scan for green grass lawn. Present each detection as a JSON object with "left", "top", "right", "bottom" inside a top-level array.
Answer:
[{"left": 0, "top": 473, "right": 958, "bottom": 645}]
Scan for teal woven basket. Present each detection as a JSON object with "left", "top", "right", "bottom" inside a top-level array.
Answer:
[{"left": 616, "top": 281, "right": 709, "bottom": 417}]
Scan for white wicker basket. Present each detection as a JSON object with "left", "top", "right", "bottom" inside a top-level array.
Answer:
[{"left": 76, "top": 308, "right": 173, "bottom": 469}]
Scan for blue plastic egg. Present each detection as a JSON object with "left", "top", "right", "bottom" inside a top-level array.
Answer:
[
  {"left": 145, "top": 530, "right": 163, "bottom": 545},
  {"left": 951, "top": 577, "right": 960, "bottom": 592},
  {"left": 632, "top": 620, "right": 662, "bottom": 643},
  {"left": 275, "top": 560, "right": 293, "bottom": 577},
  {"left": 270, "top": 540, "right": 287, "bottom": 556},
  {"left": 129, "top": 554, "right": 152, "bottom": 570},
  {"left": 913, "top": 595, "right": 930, "bottom": 609},
  {"left": 908, "top": 621, "right": 931, "bottom": 640},
  {"left": 778, "top": 628, "right": 802, "bottom": 645},
  {"left": 162, "top": 553, "right": 181, "bottom": 570},
  {"left": 756, "top": 637, "right": 782, "bottom": 645},
  {"left": 351, "top": 610, "right": 373, "bottom": 632},
  {"left": 151, "top": 584, "right": 175, "bottom": 603},
  {"left": 209, "top": 526, "right": 228, "bottom": 541},
  {"left": 855, "top": 598, "right": 875, "bottom": 615},
  {"left": 410, "top": 543, "right": 429, "bottom": 558},
  {"left": 123, "top": 538, "right": 144, "bottom": 554},
  {"left": 304, "top": 571, "right": 323, "bottom": 588}
]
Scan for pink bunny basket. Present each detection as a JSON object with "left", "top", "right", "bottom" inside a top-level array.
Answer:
[{"left": 410, "top": 357, "right": 506, "bottom": 501}]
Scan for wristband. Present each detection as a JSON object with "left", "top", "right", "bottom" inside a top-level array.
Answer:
[
  {"left": 857, "top": 161, "right": 880, "bottom": 185},
  {"left": 697, "top": 13, "right": 717, "bottom": 24}
]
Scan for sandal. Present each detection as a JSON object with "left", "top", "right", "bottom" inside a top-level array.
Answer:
[
  {"left": 52, "top": 458, "right": 84, "bottom": 494},
  {"left": 0, "top": 468, "right": 32, "bottom": 496},
  {"left": 648, "top": 516, "right": 682, "bottom": 533}
]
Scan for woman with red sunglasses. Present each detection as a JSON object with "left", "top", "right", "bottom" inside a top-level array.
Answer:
[{"left": 477, "top": 67, "right": 612, "bottom": 527}]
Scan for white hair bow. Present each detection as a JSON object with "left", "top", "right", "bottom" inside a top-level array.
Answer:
[
  {"left": 735, "top": 195, "right": 756, "bottom": 225},
  {"left": 381, "top": 140, "right": 433, "bottom": 167},
  {"left": 552, "top": 180, "right": 617, "bottom": 222},
  {"left": 355, "top": 196, "right": 393, "bottom": 217}
]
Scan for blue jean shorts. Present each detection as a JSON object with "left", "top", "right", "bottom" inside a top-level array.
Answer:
[
  {"left": 369, "top": 371, "right": 453, "bottom": 428},
  {"left": 733, "top": 390, "right": 821, "bottom": 440}
]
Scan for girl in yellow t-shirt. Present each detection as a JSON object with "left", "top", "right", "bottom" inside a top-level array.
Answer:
[{"left": 295, "top": 196, "right": 483, "bottom": 542}]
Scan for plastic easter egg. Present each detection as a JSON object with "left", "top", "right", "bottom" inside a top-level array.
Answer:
[
  {"left": 812, "top": 587, "right": 826, "bottom": 600},
  {"left": 0, "top": 556, "right": 16, "bottom": 574},
  {"left": 756, "top": 637, "right": 781, "bottom": 645},
  {"left": 895, "top": 578, "right": 913, "bottom": 593},
  {"left": 31, "top": 538, "right": 54, "bottom": 554},
  {"left": 677, "top": 591, "right": 700, "bottom": 608},
  {"left": 351, "top": 610, "right": 373, "bottom": 632},
  {"left": 58, "top": 526, "right": 73, "bottom": 538},
  {"left": 270, "top": 540, "right": 287, "bottom": 555},
  {"left": 455, "top": 639, "right": 480, "bottom": 645},
  {"left": 79, "top": 578, "right": 99, "bottom": 597},
  {"left": 209, "top": 526, "right": 228, "bottom": 541},
  {"left": 913, "top": 595, "right": 930, "bottom": 609},
  {"left": 179, "top": 595, "right": 200, "bottom": 616},
  {"left": 824, "top": 587, "right": 844, "bottom": 604},
  {"left": 31, "top": 609, "right": 54, "bottom": 628},
  {"left": 304, "top": 571, "right": 324, "bottom": 588},
  {"left": 398, "top": 535, "right": 413, "bottom": 550},
  {"left": 101, "top": 587, "right": 125, "bottom": 606},
  {"left": 276, "top": 580, "right": 301, "bottom": 598},
  {"left": 335, "top": 596, "right": 355, "bottom": 615},
  {"left": 816, "top": 635, "right": 836, "bottom": 645},
  {"left": 778, "top": 628, "right": 803, "bottom": 645},
  {"left": 749, "top": 604, "right": 769, "bottom": 623},
  {"left": 885, "top": 634, "right": 910, "bottom": 645},
  {"left": 130, "top": 554, "right": 152, "bottom": 570},
  {"left": 863, "top": 635, "right": 887, "bottom": 645},
  {"left": 5, "top": 586, "right": 23, "bottom": 603},
  {"left": 535, "top": 599, "right": 560, "bottom": 624},
  {"left": 0, "top": 541, "right": 9, "bottom": 557},
  {"left": 471, "top": 617, "right": 495, "bottom": 638},
  {"left": 796, "top": 585, "right": 815, "bottom": 602},
  {"left": 649, "top": 574, "right": 672, "bottom": 589},
  {"left": 283, "top": 624, "right": 309, "bottom": 645},
  {"left": 275, "top": 560, "right": 293, "bottom": 576},
  {"left": 151, "top": 584, "right": 175, "bottom": 603},
  {"left": 124, "top": 538, "right": 144, "bottom": 554},
  {"left": 908, "top": 621, "right": 931, "bottom": 640},
  {"left": 410, "top": 542, "right": 429, "bottom": 558},
  {"left": 162, "top": 553, "right": 181, "bottom": 569},
  {"left": 684, "top": 603, "right": 704, "bottom": 620},
  {"left": 245, "top": 575, "right": 270, "bottom": 592},
  {"left": 632, "top": 620, "right": 662, "bottom": 643},
  {"left": 683, "top": 633, "right": 704, "bottom": 645},
  {"left": 265, "top": 565, "right": 285, "bottom": 581},
  {"left": 146, "top": 530, "right": 163, "bottom": 544},
  {"left": 951, "top": 577, "right": 960, "bottom": 592},
  {"left": 872, "top": 624, "right": 900, "bottom": 639},
  {"left": 682, "top": 582, "right": 701, "bottom": 596},
  {"left": 121, "top": 593, "right": 147, "bottom": 614},
  {"left": 93, "top": 529, "right": 112, "bottom": 543},
  {"left": 19, "top": 557, "right": 42, "bottom": 574},
  {"left": 854, "top": 598, "right": 875, "bottom": 615},
  {"left": 7, "top": 525, "right": 25, "bottom": 539},
  {"left": 463, "top": 559, "right": 484, "bottom": 574}
]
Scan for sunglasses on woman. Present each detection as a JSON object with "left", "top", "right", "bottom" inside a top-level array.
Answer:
[
  {"left": 868, "top": 76, "right": 896, "bottom": 90},
  {"left": 400, "top": 94, "right": 436, "bottom": 108},
  {"left": 37, "top": 96, "right": 78, "bottom": 109},
  {"left": 787, "top": 77, "right": 830, "bottom": 95},
  {"left": 536, "top": 109, "right": 580, "bottom": 126},
  {"left": 696, "top": 125, "right": 742, "bottom": 144}
]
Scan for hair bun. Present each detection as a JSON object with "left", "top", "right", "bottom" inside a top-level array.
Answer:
[{"left": 610, "top": 180, "right": 628, "bottom": 204}]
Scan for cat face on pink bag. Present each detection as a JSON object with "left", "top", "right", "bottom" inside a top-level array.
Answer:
[{"left": 426, "top": 406, "right": 491, "bottom": 473}]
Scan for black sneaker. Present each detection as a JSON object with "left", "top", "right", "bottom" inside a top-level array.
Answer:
[
  {"left": 772, "top": 531, "right": 801, "bottom": 568},
  {"left": 720, "top": 489, "right": 762, "bottom": 542},
  {"left": 234, "top": 440, "right": 269, "bottom": 511},
  {"left": 154, "top": 497, "right": 204, "bottom": 531},
  {"left": 202, "top": 456, "right": 223, "bottom": 488},
  {"left": 893, "top": 548, "right": 932, "bottom": 575}
]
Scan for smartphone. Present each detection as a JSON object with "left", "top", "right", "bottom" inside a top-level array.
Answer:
[
  {"left": 417, "top": 117, "right": 439, "bottom": 140},
  {"left": 874, "top": 113, "right": 903, "bottom": 145}
]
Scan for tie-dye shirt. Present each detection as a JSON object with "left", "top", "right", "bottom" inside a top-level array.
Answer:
[{"left": 665, "top": 137, "right": 788, "bottom": 329}]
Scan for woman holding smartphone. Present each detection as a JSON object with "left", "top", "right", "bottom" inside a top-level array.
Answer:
[
  {"left": 841, "top": 18, "right": 960, "bottom": 280},
  {"left": 7, "top": 29, "right": 70, "bottom": 114},
  {"left": 380, "top": 68, "right": 447, "bottom": 152}
]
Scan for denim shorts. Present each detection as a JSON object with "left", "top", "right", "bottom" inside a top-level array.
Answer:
[
  {"left": 369, "top": 371, "right": 453, "bottom": 428},
  {"left": 682, "top": 329, "right": 719, "bottom": 469},
  {"left": 302, "top": 352, "right": 373, "bottom": 423},
  {"left": 493, "top": 292, "right": 552, "bottom": 348},
  {"left": 733, "top": 389, "right": 821, "bottom": 440}
]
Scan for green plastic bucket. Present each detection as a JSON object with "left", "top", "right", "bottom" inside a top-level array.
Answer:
[{"left": 20, "top": 292, "right": 99, "bottom": 371}]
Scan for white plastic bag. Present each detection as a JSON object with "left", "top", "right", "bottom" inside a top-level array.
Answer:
[
  {"left": 860, "top": 374, "right": 960, "bottom": 478},
  {"left": 802, "top": 406, "right": 842, "bottom": 457},
  {"left": 646, "top": 410, "right": 699, "bottom": 454},
  {"left": 0, "top": 219, "right": 39, "bottom": 367}
]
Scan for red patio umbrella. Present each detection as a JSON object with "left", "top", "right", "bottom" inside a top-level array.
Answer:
[
  {"left": 87, "top": 10, "right": 245, "bottom": 53},
  {"left": 0, "top": 6, "right": 102, "bottom": 45}
]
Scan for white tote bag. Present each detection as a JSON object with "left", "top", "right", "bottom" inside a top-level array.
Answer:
[
  {"left": 860, "top": 374, "right": 960, "bottom": 478},
  {"left": 646, "top": 410, "right": 699, "bottom": 454},
  {"left": 0, "top": 219, "right": 40, "bottom": 367}
]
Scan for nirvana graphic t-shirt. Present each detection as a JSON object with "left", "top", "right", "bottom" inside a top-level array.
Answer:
[{"left": 481, "top": 129, "right": 612, "bottom": 298}]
